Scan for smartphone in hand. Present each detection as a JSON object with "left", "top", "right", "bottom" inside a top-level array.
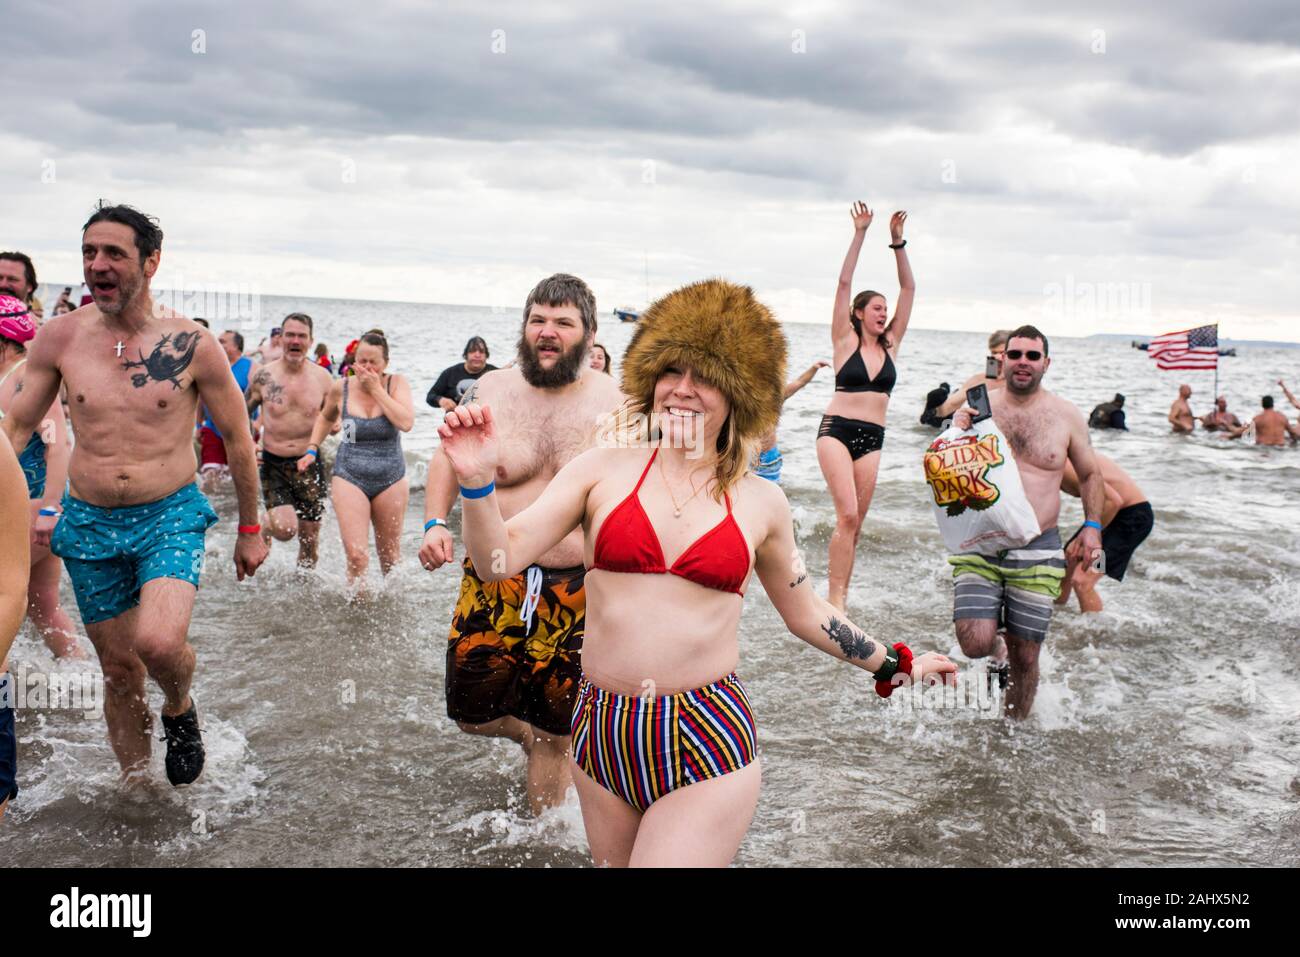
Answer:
[
  {"left": 967, "top": 383, "right": 993, "bottom": 423},
  {"left": 985, "top": 355, "right": 1001, "bottom": 379}
]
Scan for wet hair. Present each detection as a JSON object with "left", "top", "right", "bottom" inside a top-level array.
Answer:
[
  {"left": 193, "top": 317, "right": 209, "bottom": 329},
  {"left": 282, "top": 312, "right": 314, "bottom": 335},
  {"left": 82, "top": 201, "right": 164, "bottom": 263},
  {"left": 359, "top": 331, "right": 389, "bottom": 362},
  {"left": 463, "top": 335, "right": 490, "bottom": 360},
  {"left": 0, "top": 333, "right": 25, "bottom": 354},
  {"left": 523, "top": 274, "right": 597, "bottom": 335},
  {"left": 591, "top": 342, "right": 612, "bottom": 375},
  {"left": 849, "top": 290, "right": 891, "bottom": 349},
  {"left": 222, "top": 329, "right": 245, "bottom": 352},
  {"left": 988, "top": 329, "right": 1012, "bottom": 351},
  {"left": 1008, "top": 324, "right": 1049, "bottom": 356},
  {"left": 1262, "top": 395, "right": 1274, "bottom": 409},
  {"left": 0, "top": 252, "right": 37, "bottom": 293}
]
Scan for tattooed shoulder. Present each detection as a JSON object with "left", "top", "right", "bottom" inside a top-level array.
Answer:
[{"left": 458, "top": 381, "right": 480, "bottom": 406}]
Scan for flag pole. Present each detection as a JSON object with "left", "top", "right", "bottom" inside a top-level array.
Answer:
[{"left": 1213, "top": 323, "right": 1219, "bottom": 401}]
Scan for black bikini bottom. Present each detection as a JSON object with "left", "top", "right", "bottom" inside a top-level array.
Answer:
[{"left": 817, "top": 415, "right": 885, "bottom": 461}]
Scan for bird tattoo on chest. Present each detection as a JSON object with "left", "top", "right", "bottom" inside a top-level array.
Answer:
[{"left": 121, "top": 331, "right": 200, "bottom": 389}]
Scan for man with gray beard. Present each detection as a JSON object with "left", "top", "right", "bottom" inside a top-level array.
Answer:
[{"left": 420, "top": 274, "right": 623, "bottom": 813}]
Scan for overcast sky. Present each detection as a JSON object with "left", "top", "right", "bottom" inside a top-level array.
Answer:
[{"left": 5, "top": 0, "right": 1298, "bottom": 339}]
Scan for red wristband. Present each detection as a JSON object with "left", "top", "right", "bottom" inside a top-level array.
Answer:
[
  {"left": 238, "top": 524, "right": 261, "bottom": 535},
  {"left": 875, "top": 642, "right": 914, "bottom": 699}
]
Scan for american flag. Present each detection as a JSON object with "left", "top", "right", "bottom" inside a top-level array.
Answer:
[{"left": 1148, "top": 324, "right": 1219, "bottom": 370}]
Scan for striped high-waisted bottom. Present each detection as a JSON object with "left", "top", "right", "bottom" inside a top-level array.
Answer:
[{"left": 570, "top": 672, "right": 758, "bottom": 812}]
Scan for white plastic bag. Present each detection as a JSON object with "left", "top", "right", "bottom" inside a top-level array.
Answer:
[{"left": 922, "top": 419, "right": 1040, "bottom": 554}]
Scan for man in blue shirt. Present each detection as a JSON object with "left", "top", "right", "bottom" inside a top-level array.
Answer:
[{"left": 198, "top": 329, "right": 254, "bottom": 490}]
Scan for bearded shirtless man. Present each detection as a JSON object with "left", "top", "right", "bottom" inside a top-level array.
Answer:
[
  {"left": 245, "top": 312, "right": 333, "bottom": 567},
  {"left": 0, "top": 204, "right": 267, "bottom": 786},
  {"left": 419, "top": 274, "right": 624, "bottom": 813},
  {"left": 951, "top": 325, "right": 1104, "bottom": 718}
]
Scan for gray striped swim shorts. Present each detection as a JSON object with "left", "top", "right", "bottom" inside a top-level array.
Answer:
[{"left": 949, "top": 528, "right": 1066, "bottom": 643}]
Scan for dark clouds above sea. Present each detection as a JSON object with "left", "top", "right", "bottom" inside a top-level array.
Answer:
[{"left": 5, "top": 0, "right": 1298, "bottom": 336}]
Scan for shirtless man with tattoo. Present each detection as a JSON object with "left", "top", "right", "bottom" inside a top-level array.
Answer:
[
  {"left": 951, "top": 325, "right": 1104, "bottom": 718},
  {"left": 419, "top": 274, "right": 624, "bottom": 813},
  {"left": 0, "top": 204, "right": 268, "bottom": 786},
  {"left": 245, "top": 313, "right": 333, "bottom": 567}
]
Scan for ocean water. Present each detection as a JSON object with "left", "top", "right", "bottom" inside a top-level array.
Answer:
[{"left": 3, "top": 294, "right": 1298, "bottom": 867}]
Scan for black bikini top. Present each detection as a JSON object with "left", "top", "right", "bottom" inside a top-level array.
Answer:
[{"left": 834, "top": 347, "right": 896, "bottom": 395}]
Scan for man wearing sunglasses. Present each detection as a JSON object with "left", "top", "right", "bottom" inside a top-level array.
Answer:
[{"left": 951, "top": 325, "right": 1104, "bottom": 719}]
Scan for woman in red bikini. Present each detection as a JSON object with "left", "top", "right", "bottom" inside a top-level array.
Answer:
[{"left": 439, "top": 279, "right": 954, "bottom": 867}]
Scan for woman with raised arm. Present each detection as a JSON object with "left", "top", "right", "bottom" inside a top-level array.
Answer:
[
  {"left": 817, "top": 203, "right": 914, "bottom": 610},
  {"left": 438, "top": 279, "right": 953, "bottom": 867},
  {"left": 299, "top": 332, "right": 414, "bottom": 592}
]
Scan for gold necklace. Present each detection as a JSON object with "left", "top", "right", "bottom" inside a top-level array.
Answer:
[{"left": 659, "top": 453, "right": 708, "bottom": 518}]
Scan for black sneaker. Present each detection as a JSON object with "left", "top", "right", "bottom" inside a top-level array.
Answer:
[{"left": 161, "top": 700, "right": 204, "bottom": 786}]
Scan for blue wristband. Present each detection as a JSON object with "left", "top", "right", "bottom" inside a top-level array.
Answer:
[
  {"left": 460, "top": 481, "right": 495, "bottom": 500},
  {"left": 1083, "top": 520, "right": 1102, "bottom": 531},
  {"left": 39, "top": 507, "right": 60, "bottom": 517},
  {"left": 306, "top": 448, "right": 318, "bottom": 458},
  {"left": 424, "top": 518, "right": 446, "bottom": 532}
]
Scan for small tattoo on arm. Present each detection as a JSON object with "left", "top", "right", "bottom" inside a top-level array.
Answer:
[
  {"left": 13, "top": 380, "right": 21, "bottom": 394},
  {"left": 458, "top": 382, "right": 479, "bottom": 406},
  {"left": 789, "top": 573, "right": 807, "bottom": 589},
  {"left": 821, "top": 616, "right": 877, "bottom": 661}
]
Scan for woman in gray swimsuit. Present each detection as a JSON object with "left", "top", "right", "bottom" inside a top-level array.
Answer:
[{"left": 300, "top": 333, "right": 415, "bottom": 591}]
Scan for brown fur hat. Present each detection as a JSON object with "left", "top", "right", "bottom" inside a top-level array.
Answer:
[{"left": 621, "top": 279, "right": 787, "bottom": 442}]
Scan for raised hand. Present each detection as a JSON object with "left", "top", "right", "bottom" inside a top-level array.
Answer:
[
  {"left": 437, "top": 403, "right": 499, "bottom": 486},
  {"left": 850, "top": 201, "right": 873, "bottom": 232},
  {"left": 890, "top": 210, "right": 907, "bottom": 243}
]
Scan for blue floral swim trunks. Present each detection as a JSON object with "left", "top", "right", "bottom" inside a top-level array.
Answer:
[{"left": 50, "top": 482, "right": 219, "bottom": 625}]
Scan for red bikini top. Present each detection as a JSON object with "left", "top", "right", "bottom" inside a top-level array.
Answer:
[{"left": 591, "top": 448, "right": 750, "bottom": 595}]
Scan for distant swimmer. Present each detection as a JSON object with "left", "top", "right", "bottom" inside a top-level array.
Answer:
[
  {"left": 1198, "top": 395, "right": 1242, "bottom": 433},
  {"left": 950, "top": 326, "right": 1104, "bottom": 719},
  {"left": 754, "top": 360, "right": 830, "bottom": 482},
  {"left": 302, "top": 332, "right": 414, "bottom": 592},
  {"left": 0, "top": 296, "right": 83, "bottom": 659},
  {"left": 419, "top": 274, "right": 623, "bottom": 814},
  {"left": 427, "top": 336, "right": 496, "bottom": 411},
  {"left": 817, "top": 203, "right": 914, "bottom": 611},
  {"left": 1088, "top": 393, "right": 1128, "bottom": 431},
  {"left": 935, "top": 329, "right": 1011, "bottom": 422},
  {"left": 1278, "top": 379, "right": 1299, "bottom": 412},
  {"left": 0, "top": 203, "right": 268, "bottom": 786},
  {"left": 1168, "top": 384, "right": 1195, "bottom": 433},
  {"left": 1233, "top": 395, "right": 1299, "bottom": 446},
  {"left": 246, "top": 313, "right": 333, "bottom": 568},
  {"left": 1057, "top": 452, "right": 1153, "bottom": 613},
  {"left": 197, "top": 329, "right": 255, "bottom": 492},
  {"left": 440, "top": 278, "right": 954, "bottom": 865},
  {"left": 0, "top": 427, "right": 30, "bottom": 822}
]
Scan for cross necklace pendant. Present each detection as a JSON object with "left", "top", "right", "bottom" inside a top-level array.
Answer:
[{"left": 114, "top": 341, "right": 125, "bottom": 357}]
